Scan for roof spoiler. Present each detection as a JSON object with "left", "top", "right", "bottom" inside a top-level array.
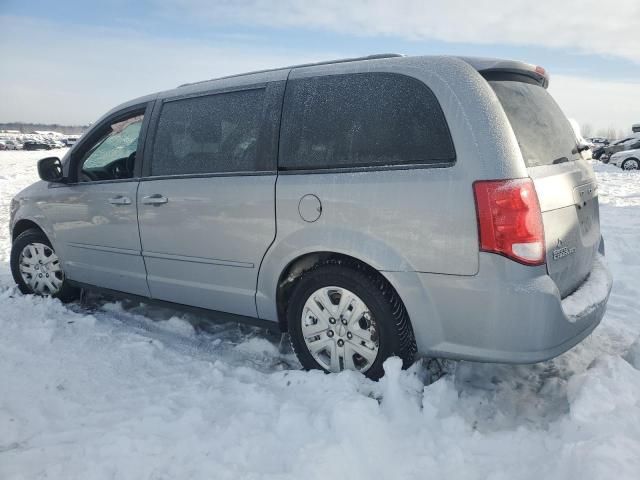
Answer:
[{"left": 456, "top": 57, "right": 550, "bottom": 88}]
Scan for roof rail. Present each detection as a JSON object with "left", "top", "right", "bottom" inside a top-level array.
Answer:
[{"left": 177, "top": 53, "right": 405, "bottom": 88}]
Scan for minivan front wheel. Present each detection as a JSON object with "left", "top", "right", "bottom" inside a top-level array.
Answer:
[
  {"left": 287, "top": 262, "right": 416, "bottom": 380},
  {"left": 10, "top": 229, "right": 79, "bottom": 302}
]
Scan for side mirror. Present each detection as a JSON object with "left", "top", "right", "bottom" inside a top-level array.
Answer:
[{"left": 37, "top": 157, "right": 65, "bottom": 183}]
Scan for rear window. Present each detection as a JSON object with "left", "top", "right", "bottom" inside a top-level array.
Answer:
[
  {"left": 280, "top": 73, "right": 455, "bottom": 170},
  {"left": 490, "top": 81, "right": 580, "bottom": 168}
]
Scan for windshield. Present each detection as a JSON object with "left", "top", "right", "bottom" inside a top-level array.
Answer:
[{"left": 490, "top": 80, "right": 581, "bottom": 168}]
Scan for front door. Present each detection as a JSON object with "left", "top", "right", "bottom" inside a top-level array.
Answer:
[
  {"left": 45, "top": 105, "right": 151, "bottom": 296},
  {"left": 137, "top": 85, "right": 281, "bottom": 317}
]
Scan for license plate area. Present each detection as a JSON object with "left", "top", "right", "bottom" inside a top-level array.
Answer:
[{"left": 573, "top": 182, "right": 599, "bottom": 239}]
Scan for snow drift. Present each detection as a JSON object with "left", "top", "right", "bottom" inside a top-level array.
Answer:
[{"left": 0, "top": 151, "right": 639, "bottom": 479}]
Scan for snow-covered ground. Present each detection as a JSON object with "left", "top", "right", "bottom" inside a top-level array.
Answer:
[{"left": 1, "top": 150, "right": 639, "bottom": 479}]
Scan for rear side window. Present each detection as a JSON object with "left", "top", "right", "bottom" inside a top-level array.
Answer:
[
  {"left": 490, "top": 81, "right": 581, "bottom": 168},
  {"left": 279, "top": 73, "right": 455, "bottom": 170},
  {"left": 151, "top": 88, "right": 266, "bottom": 176}
]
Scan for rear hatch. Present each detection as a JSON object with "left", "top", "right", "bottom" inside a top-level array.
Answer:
[{"left": 489, "top": 79, "right": 600, "bottom": 298}]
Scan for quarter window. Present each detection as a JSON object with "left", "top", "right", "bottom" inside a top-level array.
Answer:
[
  {"left": 151, "top": 89, "right": 266, "bottom": 176},
  {"left": 279, "top": 73, "right": 455, "bottom": 170}
]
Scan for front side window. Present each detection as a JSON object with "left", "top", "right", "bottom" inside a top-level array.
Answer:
[
  {"left": 279, "top": 73, "right": 456, "bottom": 170},
  {"left": 79, "top": 113, "right": 144, "bottom": 181},
  {"left": 151, "top": 88, "right": 266, "bottom": 176}
]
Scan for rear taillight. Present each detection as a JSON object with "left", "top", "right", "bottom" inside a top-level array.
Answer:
[{"left": 473, "top": 178, "right": 545, "bottom": 266}]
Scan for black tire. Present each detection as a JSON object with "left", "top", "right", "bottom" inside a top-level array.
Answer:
[
  {"left": 622, "top": 158, "right": 639, "bottom": 170},
  {"left": 287, "top": 260, "right": 416, "bottom": 380},
  {"left": 10, "top": 228, "right": 79, "bottom": 303}
]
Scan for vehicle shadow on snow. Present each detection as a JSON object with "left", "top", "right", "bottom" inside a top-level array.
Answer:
[
  {"left": 70, "top": 289, "right": 606, "bottom": 430},
  {"left": 449, "top": 360, "right": 572, "bottom": 429},
  {"left": 73, "top": 290, "right": 300, "bottom": 374}
]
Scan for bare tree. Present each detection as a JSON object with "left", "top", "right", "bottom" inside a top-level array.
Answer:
[
  {"left": 581, "top": 123, "right": 593, "bottom": 138},
  {"left": 618, "top": 128, "right": 631, "bottom": 139}
]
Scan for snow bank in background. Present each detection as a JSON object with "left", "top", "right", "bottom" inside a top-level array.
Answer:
[
  {"left": 0, "top": 152, "right": 639, "bottom": 479},
  {"left": 562, "top": 253, "right": 612, "bottom": 319}
]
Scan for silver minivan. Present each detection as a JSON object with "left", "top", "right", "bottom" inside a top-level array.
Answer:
[{"left": 10, "top": 54, "right": 612, "bottom": 379}]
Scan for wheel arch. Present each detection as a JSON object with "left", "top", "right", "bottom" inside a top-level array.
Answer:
[
  {"left": 270, "top": 250, "right": 411, "bottom": 333},
  {"left": 12, "top": 218, "right": 47, "bottom": 242},
  {"left": 256, "top": 224, "right": 419, "bottom": 325}
]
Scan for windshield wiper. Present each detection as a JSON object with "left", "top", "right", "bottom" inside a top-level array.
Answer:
[{"left": 552, "top": 156, "right": 569, "bottom": 164}]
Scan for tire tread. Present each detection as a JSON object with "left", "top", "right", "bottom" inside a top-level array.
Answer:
[{"left": 287, "top": 258, "right": 417, "bottom": 378}]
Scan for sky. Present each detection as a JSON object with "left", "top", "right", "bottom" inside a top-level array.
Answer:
[{"left": 0, "top": 0, "right": 639, "bottom": 134}]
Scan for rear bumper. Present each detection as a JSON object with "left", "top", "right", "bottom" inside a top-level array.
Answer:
[{"left": 382, "top": 252, "right": 612, "bottom": 364}]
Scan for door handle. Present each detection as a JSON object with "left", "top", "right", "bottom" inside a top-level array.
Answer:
[
  {"left": 142, "top": 194, "right": 168, "bottom": 206},
  {"left": 108, "top": 195, "right": 132, "bottom": 206}
]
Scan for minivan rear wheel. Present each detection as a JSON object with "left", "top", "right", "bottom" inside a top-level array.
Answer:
[
  {"left": 287, "top": 261, "right": 416, "bottom": 380},
  {"left": 10, "top": 228, "right": 79, "bottom": 302}
]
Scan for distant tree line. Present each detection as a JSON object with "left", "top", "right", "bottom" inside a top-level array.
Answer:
[
  {"left": 580, "top": 123, "right": 632, "bottom": 140},
  {"left": 0, "top": 122, "right": 89, "bottom": 135}
]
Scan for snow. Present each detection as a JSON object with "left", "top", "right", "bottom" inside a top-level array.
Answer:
[
  {"left": 1, "top": 151, "right": 640, "bottom": 479},
  {"left": 561, "top": 253, "right": 612, "bottom": 320}
]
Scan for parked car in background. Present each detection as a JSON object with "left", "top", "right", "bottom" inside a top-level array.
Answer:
[
  {"left": 593, "top": 135, "right": 640, "bottom": 162},
  {"left": 41, "top": 139, "right": 64, "bottom": 149},
  {"left": 10, "top": 54, "right": 611, "bottom": 380},
  {"left": 609, "top": 149, "right": 640, "bottom": 170},
  {"left": 2, "top": 140, "right": 23, "bottom": 150},
  {"left": 23, "top": 140, "right": 53, "bottom": 150},
  {"left": 0, "top": 141, "right": 7, "bottom": 150},
  {"left": 587, "top": 137, "right": 609, "bottom": 148},
  {"left": 64, "top": 136, "right": 80, "bottom": 147}
]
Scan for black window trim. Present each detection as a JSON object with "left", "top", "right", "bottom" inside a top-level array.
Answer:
[
  {"left": 141, "top": 82, "right": 284, "bottom": 179},
  {"left": 277, "top": 71, "right": 457, "bottom": 173},
  {"left": 138, "top": 170, "right": 276, "bottom": 183},
  {"left": 277, "top": 161, "right": 456, "bottom": 176},
  {"left": 162, "top": 82, "right": 267, "bottom": 104}
]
